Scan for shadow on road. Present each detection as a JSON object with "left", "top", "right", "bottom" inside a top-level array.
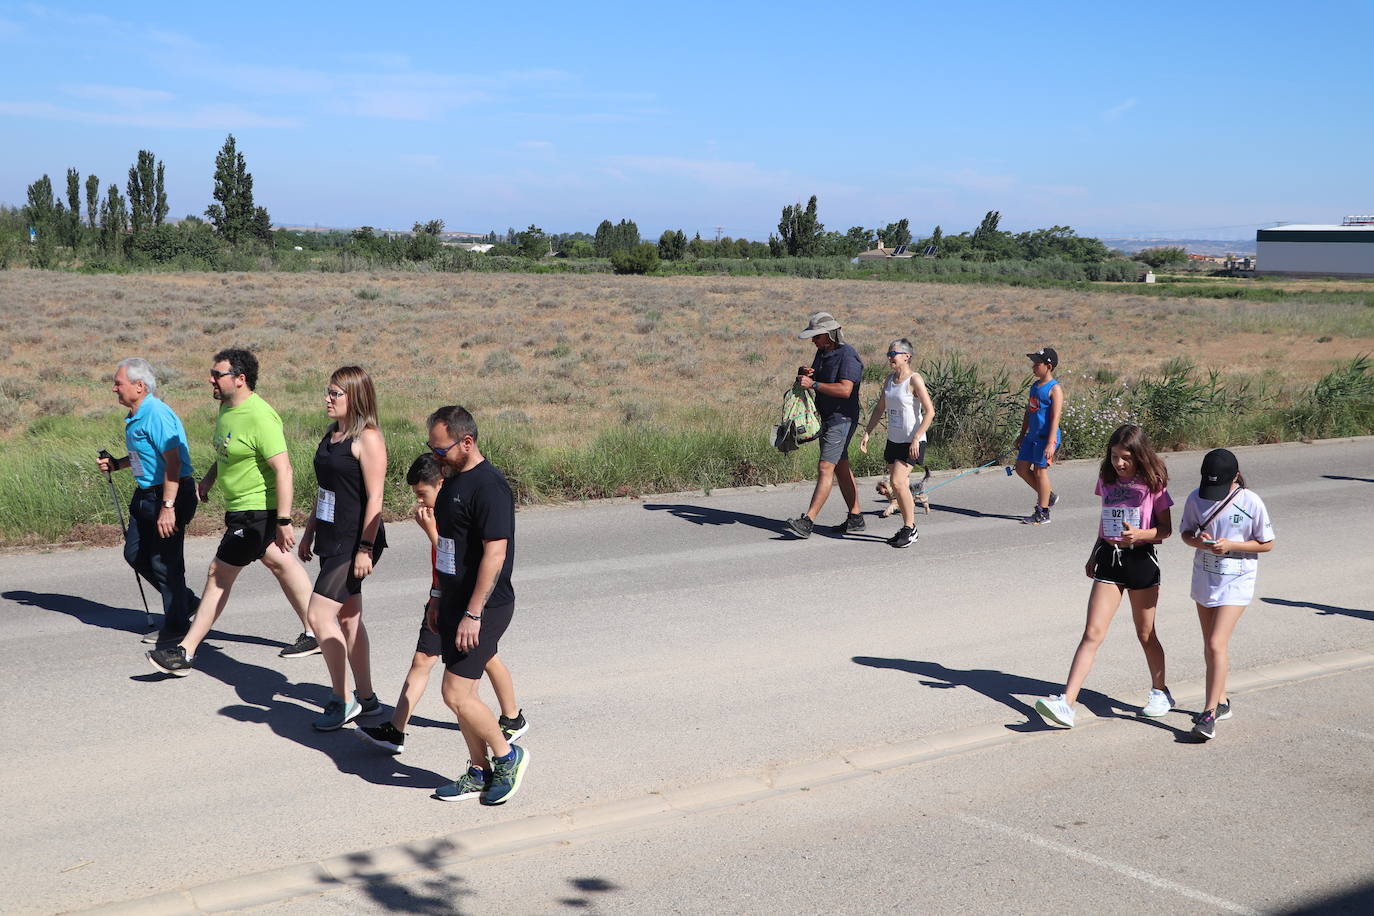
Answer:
[
  {"left": 1321, "top": 474, "right": 1374, "bottom": 484},
  {"left": 1262, "top": 596, "right": 1374, "bottom": 622},
  {"left": 642, "top": 503, "right": 791, "bottom": 536},
  {"left": 851, "top": 656, "right": 1191, "bottom": 737},
  {"left": 926, "top": 503, "right": 1025, "bottom": 522},
  {"left": 2, "top": 589, "right": 284, "bottom": 648},
  {"left": 1276, "top": 877, "right": 1374, "bottom": 915},
  {"left": 141, "top": 643, "right": 450, "bottom": 790}
]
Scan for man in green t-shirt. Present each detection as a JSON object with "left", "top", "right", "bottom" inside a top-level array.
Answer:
[{"left": 148, "top": 349, "right": 318, "bottom": 676}]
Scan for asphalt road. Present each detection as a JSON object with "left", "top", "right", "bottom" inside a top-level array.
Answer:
[{"left": 1, "top": 438, "right": 1370, "bottom": 915}]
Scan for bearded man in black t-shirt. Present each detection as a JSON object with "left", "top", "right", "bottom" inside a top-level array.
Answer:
[{"left": 425, "top": 405, "right": 530, "bottom": 805}]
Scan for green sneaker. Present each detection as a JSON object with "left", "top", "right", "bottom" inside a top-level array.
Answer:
[
  {"left": 435, "top": 765, "right": 490, "bottom": 802},
  {"left": 482, "top": 744, "right": 529, "bottom": 805},
  {"left": 312, "top": 695, "right": 360, "bottom": 732}
]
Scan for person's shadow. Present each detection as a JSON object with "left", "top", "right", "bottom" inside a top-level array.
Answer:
[
  {"left": 642, "top": 503, "right": 792, "bottom": 537},
  {"left": 852, "top": 656, "right": 1192, "bottom": 738},
  {"left": 1262, "top": 597, "right": 1374, "bottom": 622},
  {"left": 1322, "top": 474, "right": 1374, "bottom": 483},
  {"left": 3, "top": 589, "right": 283, "bottom": 648},
  {"left": 136, "top": 644, "right": 449, "bottom": 789},
  {"left": 926, "top": 503, "right": 1025, "bottom": 522}
]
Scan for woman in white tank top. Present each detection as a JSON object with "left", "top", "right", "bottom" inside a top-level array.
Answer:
[{"left": 860, "top": 338, "right": 936, "bottom": 547}]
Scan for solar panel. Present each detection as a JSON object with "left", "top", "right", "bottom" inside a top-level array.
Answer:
[
  {"left": 922, "top": 245, "right": 937, "bottom": 257},
  {"left": 892, "top": 244, "right": 908, "bottom": 256}
]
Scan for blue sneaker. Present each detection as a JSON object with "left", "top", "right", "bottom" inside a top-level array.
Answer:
[
  {"left": 355, "top": 691, "right": 383, "bottom": 718},
  {"left": 435, "top": 766, "right": 490, "bottom": 802},
  {"left": 482, "top": 744, "right": 529, "bottom": 805},
  {"left": 313, "top": 695, "right": 360, "bottom": 732}
]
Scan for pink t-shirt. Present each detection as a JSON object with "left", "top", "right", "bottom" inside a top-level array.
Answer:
[{"left": 1095, "top": 477, "right": 1173, "bottom": 541}]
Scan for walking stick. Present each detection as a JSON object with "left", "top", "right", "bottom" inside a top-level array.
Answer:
[{"left": 98, "top": 449, "right": 154, "bottom": 627}]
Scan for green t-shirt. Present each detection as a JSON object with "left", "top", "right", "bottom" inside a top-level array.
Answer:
[{"left": 213, "top": 393, "right": 289, "bottom": 511}]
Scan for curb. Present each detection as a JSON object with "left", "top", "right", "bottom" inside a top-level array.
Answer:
[{"left": 73, "top": 644, "right": 1374, "bottom": 915}]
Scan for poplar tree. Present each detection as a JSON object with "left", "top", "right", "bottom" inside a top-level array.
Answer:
[
  {"left": 127, "top": 150, "right": 161, "bottom": 234},
  {"left": 100, "top": 183, "right": 129, "bottom": 253},
  {"left": 65, "top": 168, "right": 82, "bottom": 246},
  {"left": 85, "top": 174, "right": 100, "bottom": 228},
  {"left": 206, "top": 134, "right": 269, "bottom": 245}
]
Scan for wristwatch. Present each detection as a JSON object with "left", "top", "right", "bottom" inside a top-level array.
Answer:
[
  {"left": 161, "top": 499, "right": 175, "bottom": 509},
  {"left": 276, "top": 517, "right": 292, "bottom": 526}
]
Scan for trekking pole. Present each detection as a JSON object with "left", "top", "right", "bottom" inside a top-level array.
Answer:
[{"left": 98, "top": 449, "right": 154, "bottom": 627}]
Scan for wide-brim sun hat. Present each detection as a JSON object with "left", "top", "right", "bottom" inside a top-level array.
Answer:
[{"left": 799, "top": 311, "right": 841, "bottom": 339}]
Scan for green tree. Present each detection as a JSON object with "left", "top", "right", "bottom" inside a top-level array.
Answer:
[
  {"left": 64, "top": 168, "right": 82, "bottom": 247},
  {"left": 610, "top": 242, "right": 659, "bottom": 275},
  {"left": 85, "top": 174, "right": 100, "bottom": 229},
  {"left": 205, "top": 134, "right": 267, "bottom": 245},
  {"left": 515, "top": 224, "right": 548, "bottom": 259},
  {"left": 878, "top": 218, "right": 912, "bottom": 248},
  {"left": 1136, "top": 246, "right": 1188, "bottom": 268},
  {"left": 155, "top": 161, "right": 168, "bottom": 227},
  {"left": 24, "top": 174, "right": 56, "bottom": 234},
  {"left": 99, "top": 183, "right": 128, "bottom": 254},
  {"left": 415, "top": 219, "right": 445, "bottom": 236},
  {"left": 689, "top": 232, "right": 709, "bottom": 259},
  {"left": 777, "top": 195, "right": 823, "bottom": 256},
  {"left": 127, "top": 150, "right": 163, "bottom": 234},
  {"left": 658, "top": 229, "right": 687, "bottom": 261},
  {"left": 845, "top": 226, "right": 876, "bottom": 253}
]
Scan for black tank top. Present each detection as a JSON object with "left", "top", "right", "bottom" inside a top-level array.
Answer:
[{"left": 313, "top": 428, "right": 387, "bottom": 557}]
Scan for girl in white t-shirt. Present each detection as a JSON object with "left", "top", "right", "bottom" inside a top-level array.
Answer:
[
  {"left": 1035, "top": 424, "right": 1173, "bottom": 729},
  {"left": 1178, "top": 448, "right": 1274, "bottom": 741}
]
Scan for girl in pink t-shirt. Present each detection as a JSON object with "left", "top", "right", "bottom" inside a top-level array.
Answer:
[{"left": 1035, "top": 424, "right": 1175, "bottom": 729}]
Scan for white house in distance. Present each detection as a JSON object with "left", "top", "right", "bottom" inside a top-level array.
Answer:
[{"left": 1255, "top": 216, "right": 1374, "bottom": 278}]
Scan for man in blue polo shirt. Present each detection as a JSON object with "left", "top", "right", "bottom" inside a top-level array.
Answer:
[{"left": 96, "top": 357, "right": 199, "bottom": 647}]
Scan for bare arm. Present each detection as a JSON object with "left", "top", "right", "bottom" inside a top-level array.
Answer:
[
  {"left": 351, "top": 428, "right": 388, "bottom": 578},
  {"left": 910, "top": 373, "right": 935, "bottom": 443},
  {"left": 455, "top": 538, "right": 508, "bottom": 652},
  {"left": 265, "top": 450, "right": 296, "bottom": 550}
]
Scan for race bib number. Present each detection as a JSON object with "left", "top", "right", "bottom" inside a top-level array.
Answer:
[
  {"left": 1203, "top": 553, "right": 1244, "bottom": 576},
  {"left": 1101, "top": 506, "right": 1142, "bottom": 539},
  {"left": 436, "top": 537, "right": 456, "bottom": 575},
  {"left": 886, "top": 407, "right": 902, "bottom": 428},
  {"left": 128, "top": 451, "right": 145, "bottom": 481},
  {"left": 316, "top": 488, "right": 336, "bottom": 523}
]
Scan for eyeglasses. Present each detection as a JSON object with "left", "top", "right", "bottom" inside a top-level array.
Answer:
[
  {"left": 209, "top": 369, "right": 238, "bottom": 380},
  {"left": 325, "top": 388, "right": 346, "bottom": 400},
  {"left": 429, "top": 441, "right": 460, "bottom": 457}
]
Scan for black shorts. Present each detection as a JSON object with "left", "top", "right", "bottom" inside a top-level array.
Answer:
[
  {"left": 416, "top": 604, "right": 442, "bottom": 656},
  {"left": 884, "top": 439, "right": 926, "bottom": 467},
  {"left": 312, "top": 546, "right": 384, "bottom": 603},
  {"left": 215, "top": 510, "right": 275, "bottom": 567},
  {"left": 1091, "top": 541, "right": 1161, "bottom": 591},
  {"left": 439, "top": 601, "right": 513, "bottom": 678}
]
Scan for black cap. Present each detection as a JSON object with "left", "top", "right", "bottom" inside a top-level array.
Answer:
[
  {"left": 1199, "top": 448, "right": 1238, "bottom": 500},
  {"left": 1026, "top": 347, "right": 1059, "bottom": 369}
]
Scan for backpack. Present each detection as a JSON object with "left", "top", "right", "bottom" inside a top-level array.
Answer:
[{"left": 772, "top": 383, "right": 821, "bottom": 452}]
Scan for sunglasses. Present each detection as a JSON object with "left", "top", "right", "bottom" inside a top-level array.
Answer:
[
  {"left": 886, "top": 351, "right": 910, "bottom": 358},
  {"left": 325, "top": 388, "right": 346, "bottom": 400},
  {"left": 209, "top": 369, "right": 239, "bottom": 380},
  {"left": 429, "top": 440, "right": 461, "bottom": 457}
]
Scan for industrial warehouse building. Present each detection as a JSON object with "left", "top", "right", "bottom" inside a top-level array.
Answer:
[{"left": 1255, "top": 217, "right": 1374, "bottom": 278}]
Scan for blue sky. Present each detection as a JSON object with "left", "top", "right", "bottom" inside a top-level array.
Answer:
[{"left": 2, "top": 1, "right": 1371, "bottom": 240}]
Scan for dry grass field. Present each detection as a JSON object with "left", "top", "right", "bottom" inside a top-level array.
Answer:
[
  {"left": 0, "top": 268, "right": 1371, "bottom": 545},
  {"left": 2, "top": 269, "right": 1371, "bottom": 442}
]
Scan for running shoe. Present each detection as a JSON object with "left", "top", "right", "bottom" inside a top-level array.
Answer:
[
  {"left": 141, "top": 628, "right": 162, "bottom": 645},
  {"left": 835, "top": 513, "right": 866, "bottom": 533},
  {"left": 1192, "top": 709, "right": 1217, "bottom": 741},
  {"left": 358, "top": 722, "right": 406, "bottom": 755},
  {"left": 435, "top": 766, "right": 490, "bottom": 802},
  {"left": 785, "top": 516, "right": 814, "bottom": 539},
  {"left": 1048, "top": 491, "right": 1059, "bottom": 508},
  {"left": 313, "top": 695, "right": 361, "bottom": 732},
  {"left": 355, "top": 692, "right": 383, "bottom": 718},
  {"left": 1141, "top": 688, "right": 1174, "bottom": 717},
  {"left": 1021, "top": 507, "right": 1051, "bottom": 525},
  {"left": 280, "top": 632, "right": 321, "bottom": 658},
  {"left": 1216, "top": 699, "right": 1232, "bottom": 720},
  {"left": 499, "top": 710, "right": 529, "bottom": 743},
  {"left": 147, "top": 645, "right": 193, "bottom": 676},
  {"left": 888, "top": 526, "right": 917, "bottom": 548},
  {"left": 483, "top": 744, "right": 529, "bottom": 805},
  {"left": 1034, "top": 695, "right": 1075, "bottom": 728}
]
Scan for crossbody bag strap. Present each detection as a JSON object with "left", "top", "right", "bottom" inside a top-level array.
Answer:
[{"left": 1198, "top": 486, "right": 1243, "bottom": 535}]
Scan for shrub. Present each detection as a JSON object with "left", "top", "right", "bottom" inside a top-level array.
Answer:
[{"left": 610, "top": 243, "right": 660, "bottom": 275}]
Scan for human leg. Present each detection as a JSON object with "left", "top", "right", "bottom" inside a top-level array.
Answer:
[
  {"left": 1129, "top": 586, "right": 1167, "bottom": 690},
  {"left": 1032, "top": 466, "right": 1053, "bottom": 510},
  {"left": 1062, "top": 581, "right": 1126, "bottom": 704},
  {"left": 1197, "top": 603, "right": 1248, "bottom": 712},
  {"left": 442, "top": 670, "right": 509, "bottom": 764},
  {"left": 392, "top": 651, "right": 439, "bottom": 731},
  {"left": 261, "top": 541, "right": 313, "bottom": 630},
  {"left": 339, "top": 595, "right": 373, "bottom": 700},
  {"left": 834, "top": 456, "right": 861, "bottom": 516},
  {"left": 485, "top": 655, "right": 519, "bottom": 719},
  {"left": 180, "top": 558, "right": 245, "bottom": 656},
  {"left": 804, "top": 460, "right": 837, "bottom": 519},
  {"left": 889, "top": 460, "right": 915, "bottom": 528},
  {"left": 306, "top": 591, "right": 348, "bottom": 698}
]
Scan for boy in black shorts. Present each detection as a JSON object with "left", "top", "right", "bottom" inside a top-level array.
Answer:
[
  {"left": 358, "top": 454, "right": 527, "bottom": 754},
  {"left": 424, "top": 407, "right": 529, "bottom": 804}
]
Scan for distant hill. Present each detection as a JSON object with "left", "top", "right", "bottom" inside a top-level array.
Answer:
[{"left": 1101, "top": 237, "right": 1256, "bottom": 257}]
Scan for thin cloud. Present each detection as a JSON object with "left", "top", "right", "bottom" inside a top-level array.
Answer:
[
  {"left": 607, "top": 156, "right": 783, "bottom": 189},
  {"left": 63, "top": 84, "right": 175, "bottom": 107},
  {"left": 1103, "top": 98, "right": 1137, "bottom": 121},
  {"left": 0, "top": 100, "right": 298, "bottom": 129}
]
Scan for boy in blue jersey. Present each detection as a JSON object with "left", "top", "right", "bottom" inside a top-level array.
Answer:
[
  {"left": 1014, "top": 347, "right": 1063, "bottom": 525},
  {"left": 96, "top": 357, "right": 199, "bottom": 646}
]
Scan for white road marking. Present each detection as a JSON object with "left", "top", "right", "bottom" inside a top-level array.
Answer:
[{"left": 958, "top": 813, "right": 1262, "bottom": 916}]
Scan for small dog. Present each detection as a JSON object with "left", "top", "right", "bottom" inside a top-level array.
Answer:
[{"left": 876, "top": 467, "right": 931, "bottom": 516}]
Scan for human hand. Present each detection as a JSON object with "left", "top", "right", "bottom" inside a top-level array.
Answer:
[
  {"left": 455, "top": 614, "right": 481, "bottom": 652},
  {"left": 353, "top": 549, "right": 373, "bottom": 579},
  {"left": 414, "top": 504, "right": 437, "bottom": 538},
  {"left": 859, "top": 432, "right": 869, "bottom": 454},
  {"left": 275, "top": 522, "right": 295, "bottom": 552},
  {"left": 1119, "top": 521, "right": 1143, "bottom": 546},
  {"left": 157, "top": 507, "right": 177, "bottom": 539},
  {"left": 97, "top": 455, "right": 117, "bottom": 474},
  {"left": 197, "top": 478, "right": 212, "bottom": 502},
  {"left": 425, "top": 596, "right": 439, "bottom": 633},
  {"left": 297, "top": 531, "right": 313, "bottom": 562}
]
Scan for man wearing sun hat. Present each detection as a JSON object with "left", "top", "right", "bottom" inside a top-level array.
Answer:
[{"left": 786, "top": 312, "right": 865, "bottom": 538}]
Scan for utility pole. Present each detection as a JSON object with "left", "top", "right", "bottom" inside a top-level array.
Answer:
[{"left": 714, "top": 226, "right": 723, "bottom": 244}]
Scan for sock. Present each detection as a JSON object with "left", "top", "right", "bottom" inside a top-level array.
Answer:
[
  {"left": 305, "top": 631, "right": 315, "bottom": 638},
  {"left": 494, "top": 747, "right": 517, "bottom": 763}
]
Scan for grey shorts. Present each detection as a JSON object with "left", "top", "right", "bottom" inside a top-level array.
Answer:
[{"left": 818, "top": 415, "right": 858, "bottom": 465}]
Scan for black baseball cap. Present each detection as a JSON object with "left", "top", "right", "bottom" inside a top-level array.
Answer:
[
  {"left": 1199, "top": 448, "right": 1239, "bottom": 500},
  {"left": 1026, "top": 347, "right": 1059, "bottom": 368}
]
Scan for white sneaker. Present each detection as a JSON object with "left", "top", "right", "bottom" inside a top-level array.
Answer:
[
  {"left": 1035, "top": 694, "right": 1075, "bottom": 728},
  {"left": 1141, "top": 688, "right": 1174, "bottom": 717}
]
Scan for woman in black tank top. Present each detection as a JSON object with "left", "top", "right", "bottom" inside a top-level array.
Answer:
[{"left": 299, "top": 366, "right": 390, "bottom": 732}]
